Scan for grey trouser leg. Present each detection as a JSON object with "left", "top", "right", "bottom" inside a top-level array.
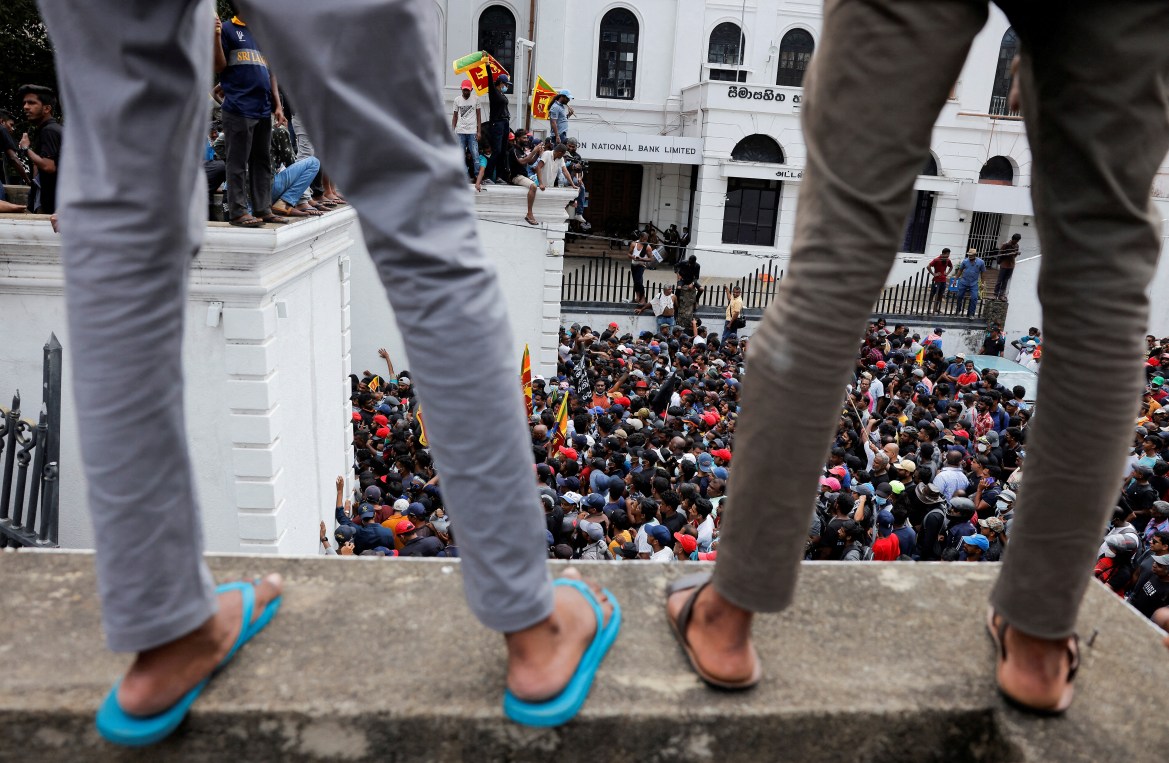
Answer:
[
  {"left": 36, "top": 0, "right": 217, "bottom": 652},
  {"left": 238, "top": 0, "right": 553, "bottom": 632},
  {"left": 989, "top": 1, "right": 1169, "bottom": 639},
  {"left": 291, "top": 114, "right": 315, "bottom": 160},
  {"left": 712, "top": 0, "right": 989, "bottom": 612}
]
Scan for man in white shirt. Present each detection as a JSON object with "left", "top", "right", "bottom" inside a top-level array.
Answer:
[
  {"left": 637, "top": 284, "right": 676, "bottom": 328},
  {"left": 647, "top": 525, "right": 676, "bottom": 562},
  {"left": 535, "top": 143, "right": 576, "bottom": 191},
  {"left": 450, "top": 79, "right": 481, "bottom": 180}
]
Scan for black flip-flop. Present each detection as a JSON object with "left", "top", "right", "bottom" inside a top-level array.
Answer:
[
  {"left": 666, "top": 572, "right": 761, "bottom": 690},
  {"left": 228, "top": 215, "right": 264, "bottom": 228},
  {"left": 986, "top": 607, "right": 1079, "bottom": 715}
]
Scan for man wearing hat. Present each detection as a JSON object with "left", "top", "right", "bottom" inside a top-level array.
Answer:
[
  {"left": 646, "top": 524, "right": 675, "bottom": 563},
  {"left": 953, "top": 248, "right": 986, "bottom": 318},
  {"left": 977, "top": 516, "right": 1006, "bottom": 562},
  {"left": 578, "top": 520, "right": 613, "bottom": 560},
  {"left": 871, "top": 510, "right": 901, "bottom": 560},
  {"left": 549, "top": 89, "right": 573, "bottom": 143},
  {"left": 451, "top": 78, "right": 481, "bottom": 179},
  {"left": 1127, "top": 551, "right": 1169, "bottom": 628},
  {"left": 959, "top": 532, "right": 990, "bottom": 562}
]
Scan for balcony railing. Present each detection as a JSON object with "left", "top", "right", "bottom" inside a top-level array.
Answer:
[{"left": 988, "top": 96, "right": 1022, "bottom": 119}]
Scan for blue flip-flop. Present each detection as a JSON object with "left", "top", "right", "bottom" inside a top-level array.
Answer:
[
  {"left": 95, "top": 579, "right": 282, "bottom": 747},
  {"left": 503, "top": 578, "right": 621, "bottom": 727}
]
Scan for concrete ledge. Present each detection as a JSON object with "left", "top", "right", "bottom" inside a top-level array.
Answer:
[{"left": 1, "top": 552, "right": 1166, "bottom": 761}]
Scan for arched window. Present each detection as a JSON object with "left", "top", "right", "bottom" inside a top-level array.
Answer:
[
  {"left": 478, "top": 5, "right": 516, "bottom": 86},
  {"left": 776, "top": 29, "right": 814, "bottom": 87},
  {"left": 979, "top": 156, "right": 1014, "bottom": 185},
  {"left": 597, "top": 8, "right": 639, "bottom": 100},
  {"left": 731, "top": 134, "right": 784, "bottom": 163},
  {"left": 988, "top": 28, "right": 1019, "bottom": 116},
  {"left": 708, "top": 22, "right": 745, "bottom": 81}
]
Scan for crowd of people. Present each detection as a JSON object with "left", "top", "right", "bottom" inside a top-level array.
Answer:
[
  {"left": 0, "top": 85, "right": 61, "bottom": 215},
  {"left": 451, "top": 60, "right": 590, "bottom": 229},
  {"left": 325, "top": 322, "right": 1169, "bottom": 633}
]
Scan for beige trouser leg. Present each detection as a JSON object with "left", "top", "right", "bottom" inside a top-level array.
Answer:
[
  {"left": 714, "top": 0, "right": 989, "bottom": 611},
  {"left": 989, "top": 1, "right": 1169, "bottom": 639}
]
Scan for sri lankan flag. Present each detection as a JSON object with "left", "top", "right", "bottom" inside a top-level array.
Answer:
[
  {"left": 521, "top": 345, "right": 533, "bottom": 416},
  {"left": 550, "top": 394, "right": 569, "bottom": 450},
  {"left": 416, "top": 405, "right": 429, "bottom": 447},
  {"left": 531, "top": 75, "right": 557, "bottom": 120}
]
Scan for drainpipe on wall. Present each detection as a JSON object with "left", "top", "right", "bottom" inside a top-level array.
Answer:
[{"left": 523, "top": 0, "right": 537, "bottom": 132}]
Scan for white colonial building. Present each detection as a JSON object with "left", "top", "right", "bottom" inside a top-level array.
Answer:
[{"left": 436, "top": 0, "right": 1169, "bottom": 338}]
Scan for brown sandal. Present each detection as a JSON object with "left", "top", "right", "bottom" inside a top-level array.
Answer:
[
  {"left": 294, "top": 202, "right": 323, "bottom": 217},
  {"left": 986, "top": 607, "right": 1079, "bottom": 715},
  {"left": 229, "top": 214, "right": 264, "bottom": 228},
  {"left": 259, "top": 214, "right": 290, "bottom": 225},
  {"left": 666, "top": 572, "right": 761, "bottom": 690}
]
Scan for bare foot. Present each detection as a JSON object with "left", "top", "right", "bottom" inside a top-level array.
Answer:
[
  {"left": 993, "top": 615, "right": 1075, "bottom": 712},
  {"left": 505, "top": 569, "right": 612, "bottom": 702},
  {"left": 666, "top": 582, "right": 756, "bottom": 684},
  {"left": 116, "top": 574, "right": 283, "bottom": 716},
  {"left": 0, "top": 200, "right": 27, "bottom": 213}
]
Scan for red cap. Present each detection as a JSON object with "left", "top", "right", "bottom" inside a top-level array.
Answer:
[
  {"left": 616, "top": 396, "right": 632, "bottom": 408},
  {"left": 702, "top": 412, "right": 719, "bottom": 426},
  {"left": 397, "top": 520, "right": 416, "bottom": 534},
  {"left": 954, "top": 429, "right": 969, "bottom": 439},
  {"left": 674, "top": 532, "right": 697, "bottom": 553},
  {"left": 461, "top": 79, "right": 473, "bottom": 90},
  {"left": 352, "top": 411, "right": 362, "bottom": 422},
  {"left": 635, "top": 380, "right": 648, "bottom": 389},
  {"left": 697, "top": 551, "right": 718, "bottom": 562},
  {"left": 558, "top": 446, "right": 579, "bottom": 460},
  {"left": 375, "top": 427, "right": 389, "bottom": 438},
  {"left": 508, "top": 132, "right": 515, "bottom": 140},
  {"left": 373, "top": 414, "right": 389, "bottom": 426},
  {"left": 712, "top": 448, "right": 732, "bottom": 463},
  {"left": 608, "top": 322, "right": 619, "bottom": 329},
  {"left": 876, "top": 361, "right": 886, "bottom": 369}
]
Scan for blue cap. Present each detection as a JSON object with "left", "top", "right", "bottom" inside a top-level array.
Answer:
[
  {"left": 877, "top": 509, "right": 895, "bottom": 527},
  {"left": 697, "top": 452, "right": 714, "bottom": 473},
  {"left": 334, "top": 525, "right": 357, "bottom": 543},
  {"left": 406, "top": 502, "right": 427, "bottom": 517},
  {"left": 497, "top": 73, "right": 510, "bottom": 84},
  {"left": 712, "top": 466, "right": 729, "bottom": 480},
  {"left": 853, "top": 483, "right": 875, "bottom": 497},
  {"left": 648, "top": 524, "right": 671, "bottom": 545},
  {"left": 584, "top": 493, "right": 606, "bottom": 510},
  {"left": 364, "top": 485, "right": 382, "bottom": 502},
  {"left": 961, "top": 533, "right": 990, "bottom": 551},
  {"left": 558, "top": 89, "right": 572, "bottom": 99},
  {"left": 545, "top": 530, "right": 555, "bottom": 545},
  {"left": 358, "top": 502, "right": 376, "bottom": 519}
]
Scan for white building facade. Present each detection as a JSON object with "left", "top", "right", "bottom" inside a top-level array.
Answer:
[{"left": 438, "top": 0, "right": 1169, "bottom": 337}]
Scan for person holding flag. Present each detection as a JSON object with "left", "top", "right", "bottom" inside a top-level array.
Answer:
[{"left": 521, "top": 345, "right": 533, "bottom": 416}]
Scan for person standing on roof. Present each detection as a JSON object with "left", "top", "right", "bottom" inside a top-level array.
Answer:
[
  {"left": 550, "top": 90, "right": 573, "bottom": 143},
  {"left": 451, "top": 78, "right": 482, "bottom": 181}
]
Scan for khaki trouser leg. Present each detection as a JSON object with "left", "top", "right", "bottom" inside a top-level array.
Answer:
[
  {"left": 713, "top": 0, "right": 989, "bottom": 612},
  {"left": 989, "top": 1, "right": 1169, "bottom": 639}
]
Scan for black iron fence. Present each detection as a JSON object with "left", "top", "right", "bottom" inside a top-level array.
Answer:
[
  {"left": 562, "top": 258, "right": 989, "bottom": 322},
  {"left": 561, "top": 258, "right": 783, "bottom": 311},
  {"left": 0, "top": 334, "right": 62, "bottom": 548},
  {"left": 873, "top": 267, "right": 990, "bottom": 320}
]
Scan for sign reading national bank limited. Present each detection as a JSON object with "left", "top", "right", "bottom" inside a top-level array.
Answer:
[{"left": 574, "top": 132, "right": 704, "bottom": 165}]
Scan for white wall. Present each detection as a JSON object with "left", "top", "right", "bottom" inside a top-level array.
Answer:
[
  {"left": 348, "top": 185, "right": 576, "bottom": 381},
  {"left": 0, "top": 214, "right": 356, "bottom": 554}
]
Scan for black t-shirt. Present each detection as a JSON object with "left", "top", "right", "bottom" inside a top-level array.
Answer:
[
  {"left": 980, "top": 335, "right": 1005, "bottom": 356},
  {"left": 676, "top": 260, "right": 700, "bottom": 286},
  {"left": 1128, "top": 570, "right": 1169, "bottom": 618},
  {"left": 660, "top": 509, "right": 687, "bottom": 536},
  {"left": 30, "top": 120, "right": 62, "bottom": 214},
  {"left": 399, "top": 535, "right": 445, "bottom": 557},
  {"left": 0, "top": 125, "right": 17, "bottom": 184}
]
